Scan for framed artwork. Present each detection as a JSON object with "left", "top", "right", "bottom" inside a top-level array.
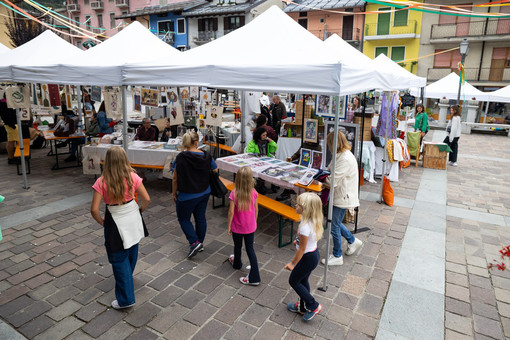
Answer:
[
  {"left": 201, "top": 91, "right": 211, "bottom": 103},
  {"left": 323, "top": 121, "right": 359, "bottom": 166},
  {"left": 304, "top": 118, "right": 318, "bottom": 143},
  {"left": 90, "top": 86, "right": 102, "bottom": 102},
  {"left": 141, "top": 88, "right": 158, "bottom": 107},
  {"left": 168, "top": 103, "right": 184, "bottom": 126},
  {"left": 190, "top": 86, "right": 199, "bottom": 99},
  {"left": 205, "top": 105, "right": 223, "bottom": 127},
  {"left": 167, "top": 88, "right": 178, "bottom": 103},
  {"left": 299, "top": 148, "right": 312, "bottom": 167},
  {"left": 311, "top": 151, "right": 322, "bottom": 170},
  {"left": 20, "top": 108, "right": 31, "bottom": 121},
  {"left": 180, "top": 87, "right": 190, "bottom": 100},
  {"left": 199, "top": 119, "right": 205, "bottom": 129},
  {"left": 316, "top": 95, "right": 331, "bottom": 116},
  {"left": 133, "top": 90, "right": 141, "bottom": 112}
]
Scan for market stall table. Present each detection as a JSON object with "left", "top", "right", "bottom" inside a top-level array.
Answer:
[
  {"left": 221, "top": 125, "right": 241, "bottom": 147},
  {"left": 42, "top": 130, "right": 85, "bottom": 170}
]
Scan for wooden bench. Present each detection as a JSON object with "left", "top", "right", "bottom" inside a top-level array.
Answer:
[
  {"left": 14, "top": 138, "right": 31, "bottom": 175},
  {"left": 220, "top": 176, "right": 300, "bottom": 248},
  {"left": 464, "top": 122, "right": 510, "bottom": 137},
  {"left": 204, "top": 141, "right": 237, "bottom": 155}
]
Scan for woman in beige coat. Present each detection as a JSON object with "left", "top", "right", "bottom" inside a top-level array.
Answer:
[{"left": 322, "top": 131, "right": 362, "bottom": 266}]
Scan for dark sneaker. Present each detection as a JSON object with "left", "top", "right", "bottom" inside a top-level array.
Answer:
[
  {"left": 287, "top": 301, "right": 303, "bottom": 314},
  {"left": 303, "top": 304, "right": 322, "bottom": 321},
  {"left": 187, "top": 242, "right": 203, "bottom": 258}
]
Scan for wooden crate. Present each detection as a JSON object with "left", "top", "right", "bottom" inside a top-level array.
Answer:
[
  {"left": 423, "top": 143, "right": 447, "bottom": 170},
  {"left": 353, "top": 116, "right": 372, "bottom": 141},
  {"left": 294, "top": 100, "right": 313, "bottom": 124}
]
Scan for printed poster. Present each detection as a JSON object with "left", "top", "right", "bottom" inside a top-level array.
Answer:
[
  {"left": 141, "top": 88, "right": 159, "bottom": 107},
  {"left": 299, "top": 148, "right": 311, "bottom": 167},
  {"left": 167, "top": 87, "right": 178, "bottom": 103},
  {"left": 133, "top": 89, "right": 141, "bottom": 112},
  {"left": 311, "top": 151, "right": 322, "bottom": 170},
  {"left": 179, "top": 87, "right": 190, "bottom": 100},
  {"left": 90, "top": 86, "right": 102, "bottom": 102},
  {"left": 190, "top": 86, "right": 199, "bottom": 99},
  {"left": 205, "top": 105, "right": 223, "bottom": 127},
  {"left": 5, "top": 86, "right": 31, "bottom": 109},
  {"left": 104, "top": 88, "right": 123, "bottom": 120},
  {"left": 168, "top": 103, "right": 184, "bottom": 126}
]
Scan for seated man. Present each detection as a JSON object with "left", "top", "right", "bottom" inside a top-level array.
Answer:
[
  {"left": 135, "top": 118, "right": 157, "bottom": 141},
  {"left": 86, "top": 113, "right": 99, "bottom": 137},
  {"left": 276, "top": 141, "right": 322, "bottom": 201}
]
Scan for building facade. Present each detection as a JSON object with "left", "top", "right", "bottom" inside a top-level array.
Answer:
[
  {"left": 418, "top": 0, "right": 510, "bottom": 90},
  {"left": 284, "top": 0, "right": 365, "bottom": 49},
  {"left": 183, "top": 0, "right": 283, "bottom": 49},
  {"left": 363, "top": 1, "right": 423, "bottom": 74}
]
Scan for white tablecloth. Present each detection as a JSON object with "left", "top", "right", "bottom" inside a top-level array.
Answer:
[
  {"left": 276, "top": 137, "right": 302, "bottom": 161},
  {"left": 216, "top": 154, "right": 317, "bottom": 190},
  {"left": 83, "top": 141, "right": 179, "bottom": 167},
  {"left": 221, "top": 127, "right": 240, "bottom": 147}
]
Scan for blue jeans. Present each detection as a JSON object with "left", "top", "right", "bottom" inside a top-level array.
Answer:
[
  {"left": 331, "top": 206, "right": 355, "bottom": 257},
  {"left": 176, "top": 193, "right": 209, "bottom": 246},
  {"left": 232, "top": 232, "right": 260, "bottom": 283},
  {"left": 289, "top": 249, "right": 319, "bottom": 312},
  {"left": 106, "top": 244, "right": 138, "bottom": 307},
  {"left": 70, "top": 137, "right": 85, "bottom": 156}
]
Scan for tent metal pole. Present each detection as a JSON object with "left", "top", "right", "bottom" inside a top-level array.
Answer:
[
  {"left": 355, "top": 93, "right": 367, "bottom": 233},
  {"left": 420, "top": 87, "right": 424, "bottom": 104},
  {"left": 319, "top": 94, "right": 340, "bottom": 292},
  {"left": 121, "top": 86, "right": 129, "bottom": 153},
  {"left": 379, "top": 91, "right": 392, "bottom": 204},
  {"left": 483, "top": 101, "right": 490, "bottom": 123},
  {"left": 16, "top": 107, "right": 29, "bottom": 189},
  {"left": 240, "top": 91, "right": 246, "bottom": 152}
]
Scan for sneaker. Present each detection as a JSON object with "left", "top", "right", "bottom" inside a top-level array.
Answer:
[
  {"left": 321, "top": 255, "right": 343, "bottom": 266},
  {"left": 198, "top": 247, "right": 204, "bottom": 252},
  {"left": 111, "top": 300, "right": 135, "bottom": 309},
  {"left": 228, "top": 254, "right": 235, "bottom": 267},
  {"left": 303, "top": 304, "right": 322, "bottom": 321},
  {"left": 240, "top": 276, "right": 260, "bottom": 286},
  {"left": 451, "top": 162, "right": 458, "bottom": 167},
  {"left": 246, "top": 265, "right": 251, "bottom": 270},
  {"left": 287, "top": 301, "right": 304, "bottom": 314},
  {"left": 187, "top": 242, "right": 203, "bottom": 258},
  {"left": 276, "top": 190, "right": 291, "bottom": 202},
  {"left": 345, "top": 238, "right": 363, "bottom": 256}
]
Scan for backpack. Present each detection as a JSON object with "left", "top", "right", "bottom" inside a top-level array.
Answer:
[{"left": 32, "top": 134, "right": 46, "bottom": 149}]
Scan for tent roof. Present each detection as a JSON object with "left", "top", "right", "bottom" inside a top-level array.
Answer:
[
  {"left": 284, "top": 0, "right": 364, "bottom": 12},
  {"left": 487, "top": 85, "right": 510, "bottom": 103},
  {"left": 14, "top": 21, "right": 181, "bottom": 85},
  {"left": 324, "top": 34, "right": 388, "bottom": 94},
  {"left": 416, "top": 72, "right": 489, "bottom": 101},
  {"left": 124, "top": 6, "right": 342, "bottom": 94},
  {"left": 373, "top": 54, "right": 426, "bottom": 89},
  {"left": 1, "top": 30, "right": 81, "bottom": 82}
]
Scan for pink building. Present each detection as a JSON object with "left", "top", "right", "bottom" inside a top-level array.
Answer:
[
  {"left": 65, "top": 0, "right": 160, "bottom": 47},
  {"left": 284, "top": 0, "right": 365, "bottom": 49}
]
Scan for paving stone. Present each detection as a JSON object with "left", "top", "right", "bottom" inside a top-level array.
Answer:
[
  {"left": 253, "top": 321, "right": 287, "bottom": 340},
  {"left": 445, "top": 297, "right": 471, "bottom": 317},
  {"left": 445, "top": 329, "right": 474, "bottom": 340},
  {"left": 224, "top": 320, "right": 258, "bottom": 340},
  {"left": 81, "top": 308, "right": 126, "bottom": 337},
  {"left": 152, "top": 285, "right": 185, "bottom": 308},
  {"left": 501, "top": 317, "right": 510, "bottom": 338},
  {"left": 350, "top": 313, "right": 378, "bottom": 337},
  {"left": 163, "top": 320, "right": 199, "bottom": 340},
  {"left": 73, "top": 287, "right": 103, "bottom": 305},
  {"left": 470, "top": 286, "right": 497, "bottom": 306},
  {"left": 47, "top": 285, "right": 82, "bottom": 306},
  {"left": 46, "top": 300, "right": 82, "bottom": 321},
  {"left": 326, "top": 303, "right": 353, "bottom": 326},
  {"left": 176, "top": 289, "right": 206, "bottom": 309},
  {"left": 446, "top": 283, "right": 471, "bottom": 303},
  {"left": 365, "top": 278, "right": 390, "bottom": 297},
  {"left": 191, "top": 319, "right": 229, "bottom": 340},
  {"left": 174, "top": 273, "right": 200, "bottom": 290},
  {"left": 17, "top": 315, "right": 54, "bottom": 339},
  {"left": 341, "top": 274, "right": 367, "bottom": 296},
  {"left": 469, "top": 274, "right": 494, "bottom": 289},
  {"left": 215, "top": 295, "right": 252, "bottom": 325},
  {"left": 345, "top": 329, "right": 372, "bottom": 340},
  {"left": 242, "top": 303, "right": 272, "bottom": 327},
  {"left": 53, "top": 270, "right": 84, "bottom": 288},
  {"left": 445, "top": 311, "right": 473, "bottom": 336},
  {"left": 97, "top": 320, "right": 135, "bottom": 340},
  {"left": 147, "top": 269, "right": 181, "bottom": 291},
  {"left": 0, "top": 295, "right": 34, "bottom": 318},
  {"left": 498, "top": 301, "right": 510, "bottom": 318},
  {"left": 495, "top": 287, "right": 510, "bottom": 304},
  {"left": 148, "top": 304, "right": 189, "bottom": 334},
  {"left": 269, "top": 302, "right": 298, "bottom": 327},
  {"left": 334, "top": 292, "right": 358, "bottom": 309},
  {"left": 183, "top": 301, "right": 217, "bottom": 326},
  {"left": 473, "top": 314, "right": 504, "bottom": 339},
  {"left": 75, "top": 302, "right": 107, "bottom": 322},
  {"left": 472, "top": 300, "right": 500, "bottom": 321},
  {"left": 255, "top": 285, "right": 287, "bottom": 309},
  {"left": 194, "top": 275, "right": 224, "bottom": 294},
  {"left": 358, "top": 294, "right": 383, "bottom": 318},
  {"left": 125, "top": 327, "right": 159, "bottom": 340},
  {"left": 34, "top": 316, "right": 84, "bottom": 340},
  {"left": 7, "top": 300, "right": 52, "bottom": 327},
  {"left": 206, "top": 285, "right": 237, "bottom": 308},
  {"left": 317, "top": 318, "right": 347, "bottom": 340},
  {"left": 7, "top": 262, "right": 51, "bottom": 285},
  {"left": 446, "top": 271, "right": 469, "bottom": 287}
]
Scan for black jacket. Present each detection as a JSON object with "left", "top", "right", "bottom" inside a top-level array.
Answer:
[
  {"left": 0, "top": 101, "right": 17, "bottom": 129},
  {"left": 175, "top": 151, "right": 212, "bottom": 194}
]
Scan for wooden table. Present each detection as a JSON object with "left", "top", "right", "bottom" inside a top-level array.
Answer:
[{"left": 42, "top": 130, "right": 85, "bottom": 170}]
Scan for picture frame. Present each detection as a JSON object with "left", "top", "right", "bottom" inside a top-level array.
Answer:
[
  {"left": 133, "top": 90, "right": 141, "bottom": 112},
  {"left": 311, "top": 151, "right": 322, "bottom": 170},
  {"left": 304, "top": 118, "right": 318, "bottom": 143},
  {"left": 317, "top": 95, "right": 345, "bottom": 119},
  {"left": 299, "top": 148, "right": 312, "bottom": 167},
  {"left": 316, "top": 95, "right": 331, "bottom": 116},
  {"left": 90, "top": 86, "right": 102, "bottom": 102},
  {"left": 167, "top": 88, "right": 178, "bottom": 103},
  {"left": 141, "top": 88, "right": 159, "bottom": 107},
  {"left": 168, "top": 103, "right": 184, "bottom": 126},
  {"left": 205, "top": 105, "right": 223, "bottom": 127},
  {"left": 323, "top": 121, "right": 359, "bottom": 166},
  {"left": 179, "top": 87, "right": 190, "bottom": 100}
]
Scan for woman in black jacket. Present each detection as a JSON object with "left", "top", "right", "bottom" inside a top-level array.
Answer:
[{"left": 172, "top": 131, "right": 217, "bottom": 258}]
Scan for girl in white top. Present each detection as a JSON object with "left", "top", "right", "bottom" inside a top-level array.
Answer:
[
  {"left": 444, "top": 105, "right": 462, "bottom": 166},
  {"left": 285, "top": 192, "right": 324, "bottom": 321}
]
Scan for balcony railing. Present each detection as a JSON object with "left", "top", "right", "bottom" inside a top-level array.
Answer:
[
  {"left": 431, "top": 19, "right": 510, "bottom": 39},
  {"left": 427, "top": 67, "right": 510, "bottom": 82},
  {"left": 66, "top": 3, "right": 80, "bottom": 12},
  {"left": 90, "top": 1, "right": 103, "bottom": 10},
  {"left": 158, "top": 33, "right": 175, "bottom": 46},
  {"left": 308, "top": 28, "right": 361, "bottom": 42},
  {"left": 196, "top": 31, "right": 218, "bottom": 42},
  {"left": 365, "top": 20, "right": 417, "bottom": 36},
  {"left": 115, "top": 0, "right": 128, "bottom": 8}
]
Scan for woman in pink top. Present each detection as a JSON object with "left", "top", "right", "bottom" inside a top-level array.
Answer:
[
  {"left": 90, "top": 147, "right": 150, "bottom": 310},
  {"left": 227, "top": 166, "right": 261, "bottom": 285}
]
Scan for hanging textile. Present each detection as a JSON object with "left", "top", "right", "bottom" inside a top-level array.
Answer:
[
  {"left": 393, "top": 139, "right": 404, "bottom": 162},
  {"left": 389, "top": 94, "right": 399, "bottom": 139},
  {"left": 5, "top": 86, "right": 30, "bottom": 109},
  {"left": 387, "top": 140, "right": 394, "bottom": 163},
  {"left": 48, "top": 84, "right": 61, "bottom": 107},
  {"left": 375, "top": 93, "right": 388, "bottom": 137},
  {"left": 104, "top": 88, "right": 123, "bottom": 121}
]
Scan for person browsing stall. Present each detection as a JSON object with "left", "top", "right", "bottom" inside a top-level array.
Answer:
[
  {"left": 97, "top": 101, "right": 116, "bottom": 136},
  {"left": 0, "top": 97, "right": 19, "bottom": 165},
  {"left": 444, "top": 105, "right": 462, "bottom": 167},
  {"left": 270, "top": 95, "right": 286, "bottom": 136},
  {"left": 256, "top": 115, "right": 277, "bottom": 141},
  {"left": 135, "top": 118, "right": 157, "bottom": 141},
  {"left": 160, "top": 118, "right": 177, "bottom": 142},
  {"left": 86, "top": 113, "right": 99, "bottom": 137},
  {"left": 246, "top": 127, "right": 277, "bottom": 157},
  {"left": 173, "top": 131, "right": 217, "bottom": 258},
  {"left": 414, "top": 104, "right": 429, "bottom": 138},
  {"left": 90, "top": 147, "right": 150, "bottom": 310}
]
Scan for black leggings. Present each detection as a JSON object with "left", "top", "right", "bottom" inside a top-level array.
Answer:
[
  {"left": 232, "top": 232, "right": 260, "bottom": 283},
  {"left": 289, "top": 249, "right": 320, "bottom": 312}
]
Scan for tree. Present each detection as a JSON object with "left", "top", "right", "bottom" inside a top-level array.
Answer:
[{"left": 6, "top": 10, "right": 47, "bottom": 48}]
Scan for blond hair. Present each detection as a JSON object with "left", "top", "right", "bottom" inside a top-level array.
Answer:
[
  {"left": 297, "top": 192, "right": 324, "bottom": 241},
  {"left": 102, "top": 147, "right": 135, "bottom": 204},
  {"left": 327, "top": 131, "right": 351, "bottom": 154},
  {"left": 182, "top": 131, "right": 199, "bottom": 150},
  {"left": 234, "top": 166, "right": 254, "bottom": 211}
]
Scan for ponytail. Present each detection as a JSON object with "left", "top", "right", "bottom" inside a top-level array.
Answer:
[{"left": 182, "top": 131, "right": 199, "bottom": 150}]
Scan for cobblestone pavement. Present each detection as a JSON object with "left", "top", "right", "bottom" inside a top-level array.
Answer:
[{"left": 0, "top": 132, "right": 508, "bottom": 339}]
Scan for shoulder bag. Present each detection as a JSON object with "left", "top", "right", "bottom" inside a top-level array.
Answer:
[{"left": 209, "top": 170, "right": 228, "bottom": 198}]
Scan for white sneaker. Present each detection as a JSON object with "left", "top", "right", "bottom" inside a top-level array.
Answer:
[
  {"left": 346, "top": 238, "right": 363, "bottom": 256},
  {"left": 111, "top": 300, "right": 135, "bottom": 309},
  {"left": 451, "top": 162, "right": 458, "bottom": 167},
  {"left": 321, "top": 255, "right": 343, "bottom": 266}
]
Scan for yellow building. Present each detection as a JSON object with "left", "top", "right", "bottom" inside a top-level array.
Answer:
[
  {"left": 0, "top": 5, "right": 13, "bottom": 48},
  {"left": 363, "top": 2, "right": 423, "bottom": 74}
]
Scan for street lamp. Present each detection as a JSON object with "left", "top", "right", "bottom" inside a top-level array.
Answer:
[{"left": 456, "top": 38, "right": 470, "bottom": 105}]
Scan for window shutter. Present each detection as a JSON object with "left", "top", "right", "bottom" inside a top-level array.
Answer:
[
  {"left": 434, "top": 49, "right": 451, "bottom": 67},
  {"left": 213, "top": 18, "right": 218, "bottom": 31},
  {"left": 224, "top": 17, "right": 229, "bottom": 30},
  {"left": 393, "top": 10, "right": 408, "bottom": 26},
  {"left": 198, "top": 19, "right": 204, "bottom": 31}
]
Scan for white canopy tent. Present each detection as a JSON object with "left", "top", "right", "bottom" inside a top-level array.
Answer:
[
  {"left": 14, "top": 21, "right": 181, "bottom": 86},
  {"left": 487, "top": 85, "right": 510, "bottom": 103},
  {"left": 410, "top": 72, "right": 490, "bottom": 101},
  {"left": 373, "top": 54, "right": 427, "bottom": 90},
  {"left": 0, "top": 30, "right": 80, "bottom": 81},
  {"left": 324, "top": 34, "right": 387, "bottom": 95},
  {"left": 123, "top": 6, "right": 342, "bottom": 95}
]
